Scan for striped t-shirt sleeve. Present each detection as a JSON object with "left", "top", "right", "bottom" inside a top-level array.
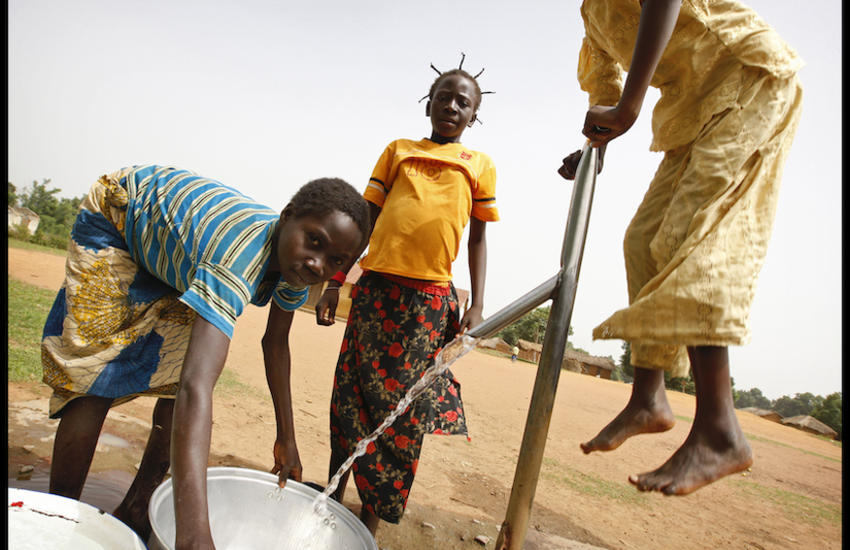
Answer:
[
  {"left": 272, "top": 282, "right": 309, "bottom": 311},
  {"left": 179, "top": 262, "right": 254, "bottom": 339}
]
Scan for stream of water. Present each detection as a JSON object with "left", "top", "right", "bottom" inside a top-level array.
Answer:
[
  {"left": 259, "top": 336, "right": 479, "bottom": 548},
  {"left": 314, "top": 334, "right": 479, "bottom": 513}
]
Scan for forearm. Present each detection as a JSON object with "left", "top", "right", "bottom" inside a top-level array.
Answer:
[
  {"left": 467, "top": 218, "right": 487, "bottom": 310},
  {"left": 618, "top": 0, "right": 681, "bottom": 116},
  {"left": 172, "top": 385, "right": 215, "bottom": 545},
  {"left": 262, "top": 306, "right": 296, "bottom": 440},
  {"left": 171, "top": 318, "right": 230, "bottom": 547},
  {"left": 264, "top": 343, "right": 295, "bottom": 440}
]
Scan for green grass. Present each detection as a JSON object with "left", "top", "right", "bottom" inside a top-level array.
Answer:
[
  {"left": 734, "top": 480, "right": 841, "bottom": 525},
  {"left": 745, "top": 433, "right": 841, "bottom": 463},
  {"left": 214, "top": 368, "right": 264, "bottom": 399},
  {"left": 8, "top": 279, "right": 57, "bottom": 381},
  {"left": 541, "top": 456, "right": 647, "bottom": 503},
  {"left": 666, "top": 413, "right": 839, "bottom": 462},
  {"left": 815, "top": 434, "right": 842, "bottom": 448},
  {"left": 8, "top": 237, "right": 68, "bottom": 256}
]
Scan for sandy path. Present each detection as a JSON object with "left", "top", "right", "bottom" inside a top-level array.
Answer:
[{"left": 8, "top": 246, "right": 842, "bottom": 550}]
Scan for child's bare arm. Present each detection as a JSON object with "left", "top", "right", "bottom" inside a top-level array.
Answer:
[
  {"left": 171, "top": 317, "right": 231, "bottom": 550},
  {"left": 262, "top": 304, "right": 302, "bottom": 487},
  {"left": 558, "top": 144, "right": 606, "bottom": 181},
  {"left": 583, "top": 0, "right": 681, "bottom": 146},
  {"left": 460, "top": 217, "right": 487, "bottom": 332}
]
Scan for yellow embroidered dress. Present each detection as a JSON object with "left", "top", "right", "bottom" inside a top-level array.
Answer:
[{"left": 579, "top": 0, "right": 804, "bottom": 375}]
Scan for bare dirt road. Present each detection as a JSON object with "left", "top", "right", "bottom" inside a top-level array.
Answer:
[{"left": 8, "top": 246, "right": 842, "bottom": 549}]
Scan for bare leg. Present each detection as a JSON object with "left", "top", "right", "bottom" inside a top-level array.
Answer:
[
  {"left": 113, "top": 398, "right": 175, "bottom": 540},
  {"left": 329, "top": 449, "right": 380, "bottom": 536},
  {"left": 629, "top": 346, "right": 753, "bottom": 495},
  {"left": 49, "top": 395, "right": 113, "bottom": 499},
  {"left": 580, "top": 366, "right": 675, "bottom": 453},
  {"left": 359, "top": 507, "right": 380, "bottom": 536}
]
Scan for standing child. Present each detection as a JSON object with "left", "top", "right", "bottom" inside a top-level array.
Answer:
[
  {"left": 314, "top": 57, "right": 499, "bottom": 535},
  {"left": 558, "top": 0, "right": 802, "bottom": 495},
  {"left": 41, "top": 164, "right": 369, "bottom": 548}
]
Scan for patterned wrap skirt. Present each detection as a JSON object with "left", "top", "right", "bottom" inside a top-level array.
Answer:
[
  {"left": 41, "top": 172, "right": 196, "bottom": 418},
  {"left": 329, "top": 271, "right": 468, "bottom": 523}
]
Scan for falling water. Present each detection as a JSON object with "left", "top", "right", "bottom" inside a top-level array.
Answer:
[
  {"left": 241, "top": 334, "right": 480, "bottom": 549},
  {"left": 316, "top": 334, "right": 479, "bottom": 509}
]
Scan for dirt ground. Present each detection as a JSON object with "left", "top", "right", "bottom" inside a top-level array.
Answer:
[{"left": 7, "top": 246, "right": 842, "bottom": 550}]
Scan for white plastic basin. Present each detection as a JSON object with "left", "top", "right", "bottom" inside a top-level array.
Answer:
[{"left": 8, "top": 487, "right": 147, "bottom": 549}]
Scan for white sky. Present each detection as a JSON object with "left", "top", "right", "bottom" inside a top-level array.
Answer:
[{"left": 8, "top": 0, "right": 841, "bottom": 400}]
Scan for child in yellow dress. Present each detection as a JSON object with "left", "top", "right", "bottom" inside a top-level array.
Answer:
[
  {"left": 559, "top": 0, "right": 803, "bottom": 495},
  {"left": 314, "top": 57, "right": 499, "bottom": 535}
]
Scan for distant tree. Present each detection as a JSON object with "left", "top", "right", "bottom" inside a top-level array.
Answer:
[
  {"left": 20, "top": 179, "right": 60, "bottom": 214},
  {"left": 734, "top": 387, "right": 772, "bottom": 410},
  {"left": 498, "top": 306, "right": 574, "bottom": 347},
  {"left": 8, "top": 182, "right": 18, "bottom": 207},
  {"left": 772, "top": 392, "right": 824, "bottom": 418},
  {"left": 616, "top": 342, "right": 633, "bottom": 383},
  {"left": 668, "top": 375, "right": 695, "bottom": 395},
  {"left": 811, "top": 392, "right": 842, "bottom": 440},
  {"left": 14, "top": 179, "right": 84, "bottom": 249}
]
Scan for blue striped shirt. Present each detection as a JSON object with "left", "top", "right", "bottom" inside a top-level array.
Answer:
[{"left": 119, "top": 165, "right": 308, "bottom": 338}]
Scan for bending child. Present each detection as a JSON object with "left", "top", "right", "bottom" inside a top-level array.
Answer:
[
  {"left": 41, "top": 165, "right": 369, "bottom": 548},
  {"left": 559, "top": 0, "right": 802, "bottom": 495},
  {"left": 313, "top": 57, "right": 499, "bottom": 535}
]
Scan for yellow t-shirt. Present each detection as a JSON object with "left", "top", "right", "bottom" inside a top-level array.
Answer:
[
  {"left": 360, "top": 138, "right": 499, "bottom": 282},
  {"left": 578, "top": 0, "right": 803, "bottom": 152}
]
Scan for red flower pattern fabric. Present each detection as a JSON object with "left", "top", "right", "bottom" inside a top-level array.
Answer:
[{"left": 329, "top": 271, "right": 468, "bottom": 523}]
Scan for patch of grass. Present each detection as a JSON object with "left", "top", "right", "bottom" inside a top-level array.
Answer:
[
  {"left": 815, "top": 434, "right": 842, "bottom": 448},
  {"left": 734, "top": 480, "right": 841, "bottom": 525},
  {"left": 214, "top": 368, "right": 264, "bottom": 399},
  {"left": 541, "top": 457, "right": 646, "bottom": 503},
  {"left": 8, "top": 279, "right": 57, "bottom": 382},
  {"left": 745, "top": 433, "right": 841, "bottom": 463},
  {"left": 674, "top": 414, "right": 694, "bottom": 423},
  {"left": 8, "top": 237, "right": 68, "bottom": 256}
]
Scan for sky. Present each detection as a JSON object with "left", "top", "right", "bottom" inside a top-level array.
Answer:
[{"left": 8, "top": 0, "right": 842, "bottom": 400}]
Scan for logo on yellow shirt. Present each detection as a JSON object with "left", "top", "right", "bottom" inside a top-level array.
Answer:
[{"left": 405, "top": 159, "right": 442, "bottom": 181}]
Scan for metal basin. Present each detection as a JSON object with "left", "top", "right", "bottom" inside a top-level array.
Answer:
[
  {"left": 148, "top": 467, "right": 377, "bottom": 550},
  {"left": 8, "top": 487, "right": 147, "bottom": 549}
]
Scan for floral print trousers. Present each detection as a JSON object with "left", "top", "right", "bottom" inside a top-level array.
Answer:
[{"left": 329, "top": 271, "right": 468, "bottom": 523}]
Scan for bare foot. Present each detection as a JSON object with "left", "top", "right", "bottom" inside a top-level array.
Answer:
[
  {"left": 580, "top": 397, "right": 675, "bottom": 454},
  {"left": 113, "top": 500, "right": 152, "bottom": 542},
  {"left": 628, "top": 422, "right": 753, "bottom": 495}
]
